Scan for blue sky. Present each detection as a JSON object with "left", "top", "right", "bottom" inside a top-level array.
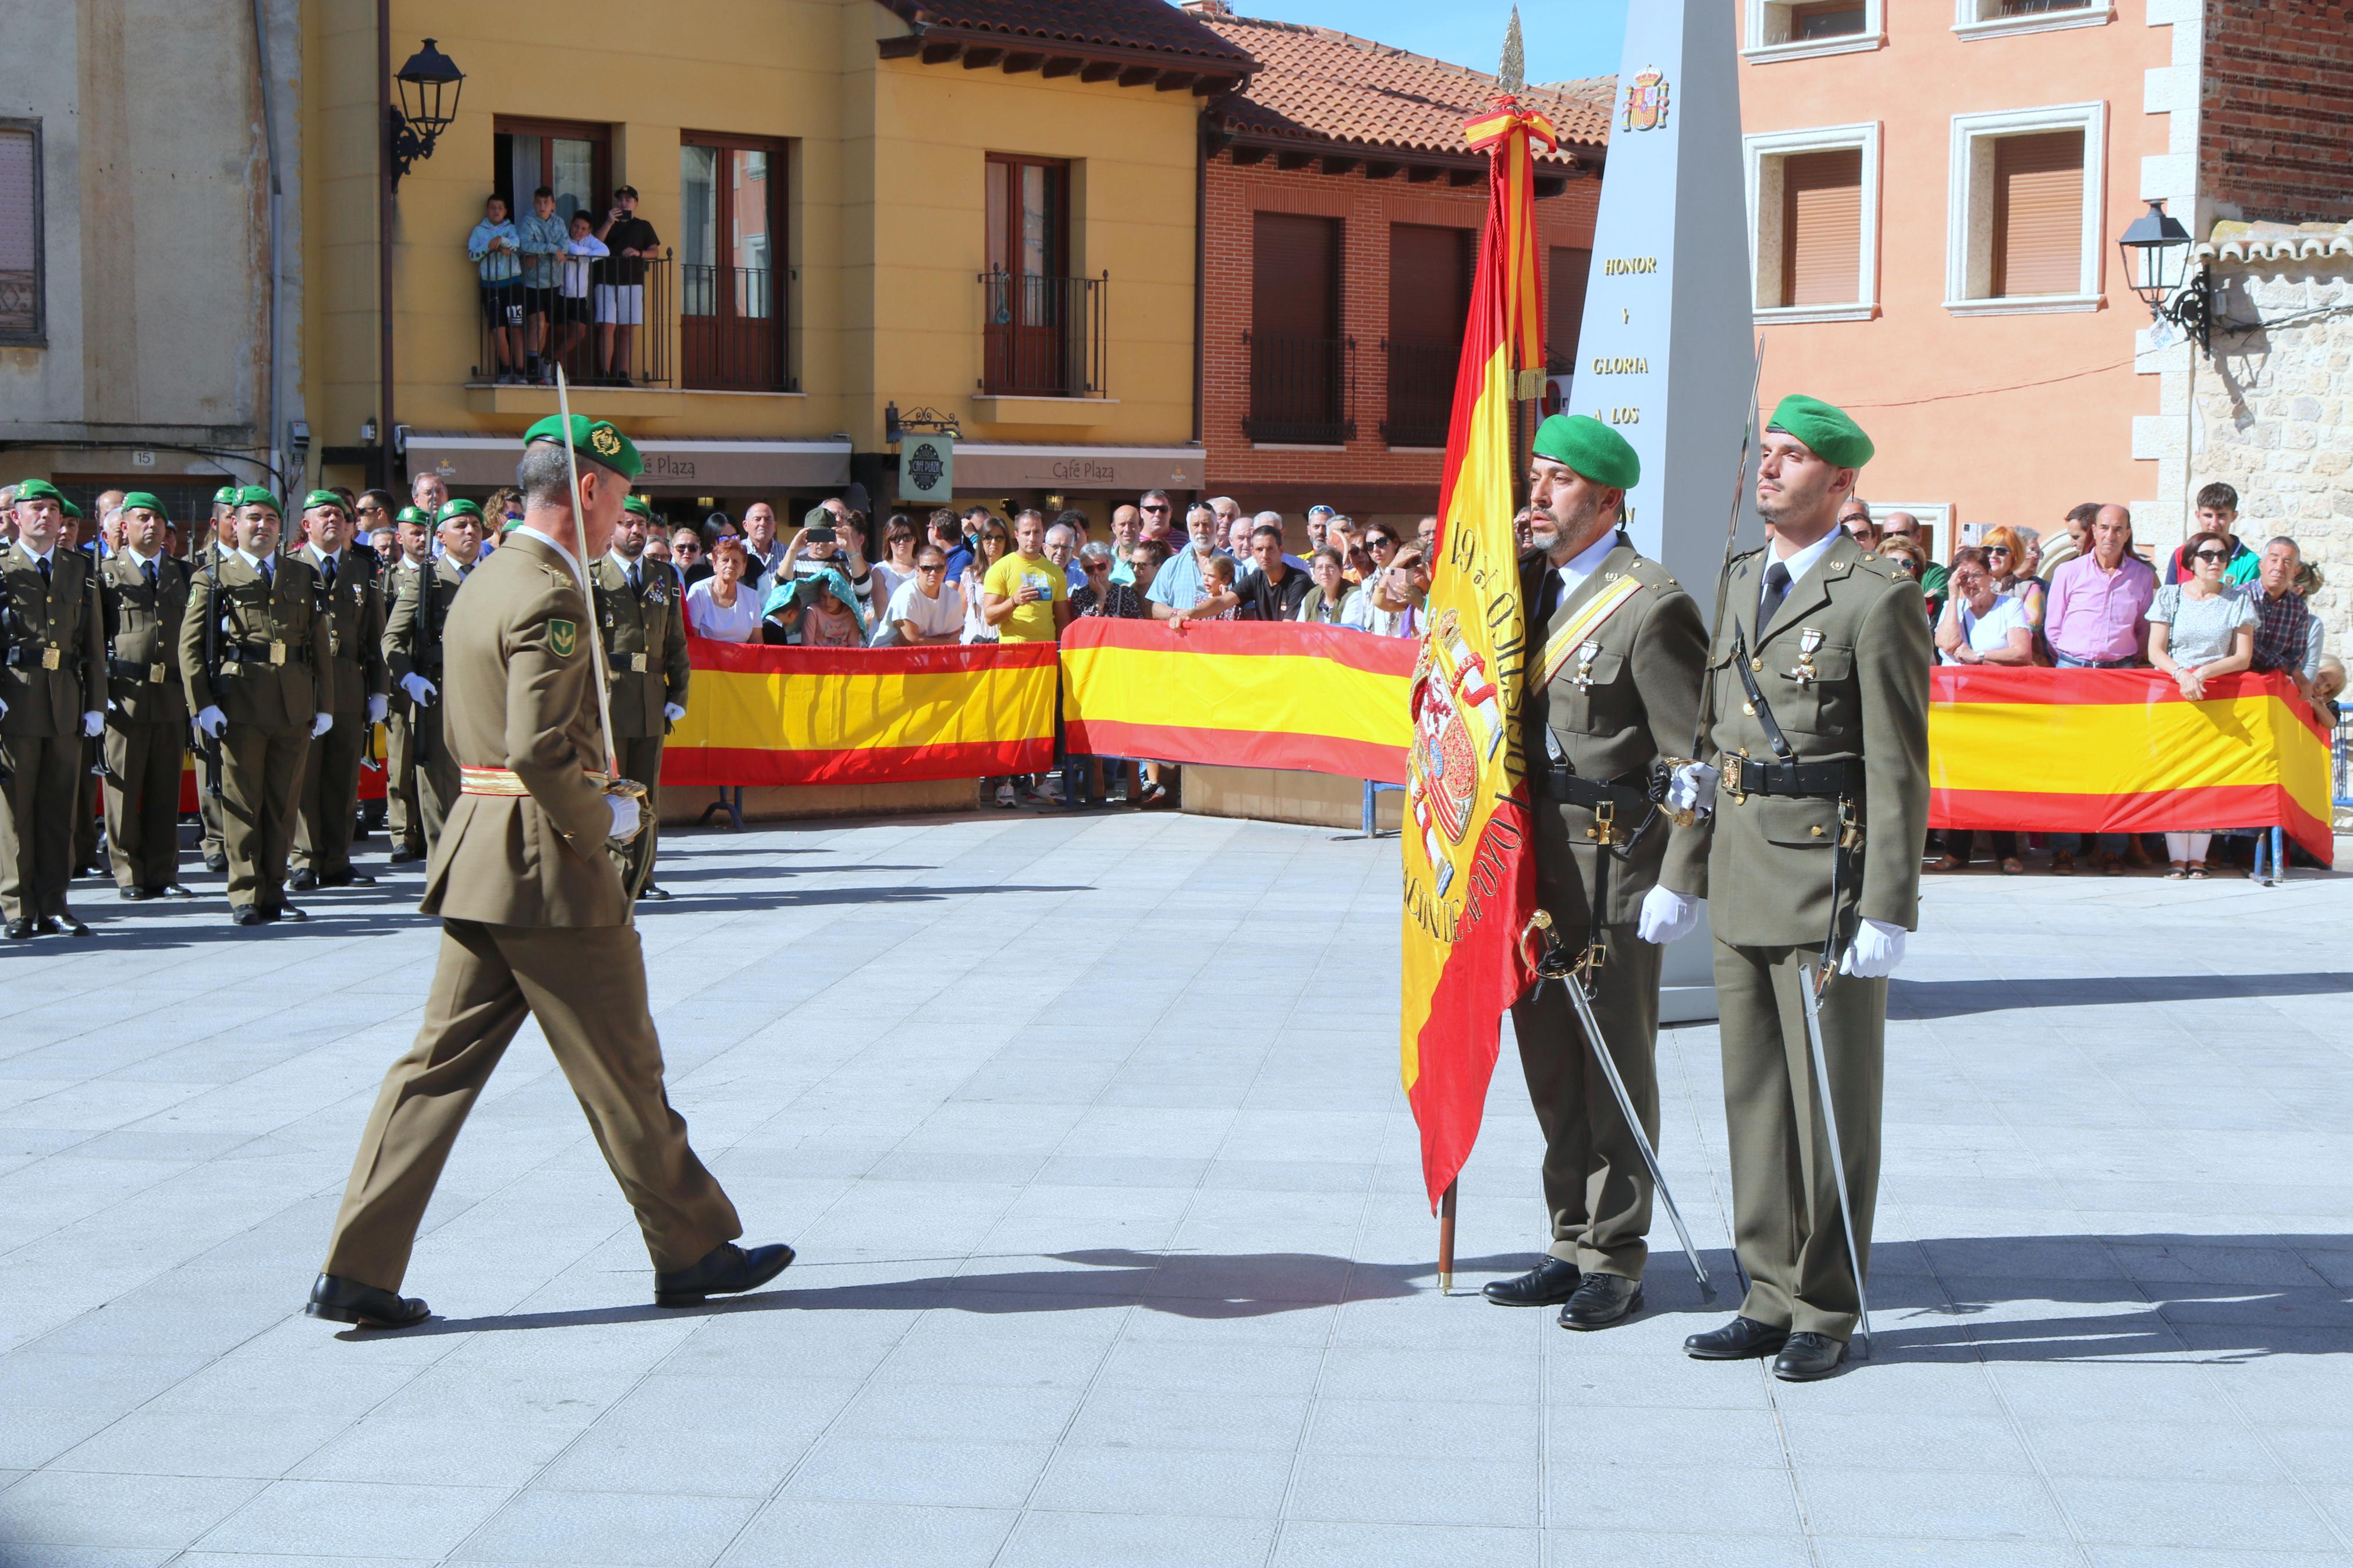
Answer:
[{"left": 1234, "top": 0, "right": 1631, "bottom": 84}]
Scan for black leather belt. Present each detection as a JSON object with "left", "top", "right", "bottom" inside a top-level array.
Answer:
[
  {"left": 3, "top": 645, "right": 72, "bottom": 671},
  {"left": 609, "top": 650, "right": 650, "bottom": 674},
  {"left": 108, "top": 656, "right": 170, "bottom": 683},
  {"left": 227, "top": 639, "right": 311, "bottom": 666},
  {"left": 1532, "top": 764, "right": 1652, "bottom": 813},
  {"left": 1720, "top": 756, "right": 1862, "bottom": 801}
]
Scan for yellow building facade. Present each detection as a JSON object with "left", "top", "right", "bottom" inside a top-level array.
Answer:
[{"left": 303, "top": 0, "right": 1248, "bottom": 520}]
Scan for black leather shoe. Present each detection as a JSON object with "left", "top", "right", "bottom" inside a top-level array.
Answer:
[
  {"left": 637, "top": 884, "right": 673, "bottom": 902},
  {"left": 389, "top": 846, "right": 424, "bottom": 864},
  {"left": 305, "top": 1272, "right": 431, "bottom": 1329},
  {"left": 1684, "top": 1315, "right": 1790, "bottom": 1361},
  {"left": 159, "top": 884, "right": 196, "bottom": 898},
  {"left": 321, "top": 872, "right": 377, "bottom": 887},
  {"left": 120, "top": 886, "right": 151, "bottom": 901},
  {"left": 4, "top": 919, "right": 33, "bottom": 940},
  {"left": 1482, "top": 1257, "right": 1581, "bottom": 1306},
  {"left": 1773, "top": 1332, "right": 1849, "bottom": 1381},
  {"left": 1559, "top": 1271, "right": 1644, "bottom": 1330},
  {"left": 203, "top": 852, "right": 229, "bottom": 873},
  {"left": 33, "top": 917, "right": 62, "bottom": 936},
  {"left": 232, "top": 906, "right": 266, "bottom": 927},
  {"left": 290, "top": 869, "right": 319, "bottom": 891},
  {"left": 654, "top": 1242, "right": 794, "bottom": 1307},
  {"left": 276, "top": 904, "right": 308, "bottom": 922},
  {"left": 61, "top": 916, "right": 91, "bottom": 938}
]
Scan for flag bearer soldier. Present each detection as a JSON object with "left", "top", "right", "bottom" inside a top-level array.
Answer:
[
  {"left": 61, "top": 500, "right": 108, "bottom": 881},
  {"left": 382, "top": 506, "right": 434, "bottom": 863},
  {"left": 97, "top": 493, "right": 196, "bottom": 900},
  {"left": 384, "top": 499, "right": 484, "bottom": 859},
  {"left": 0, "top": 479, "right": 106, "bottom": 938},
  {"left": 1482, "top": 417, "right": 1709, "bottom": 1328},
  {"left": 180, "top": 488, "right": 336, "bottom": 927},
  {"left": 196, "top": 485, "right": 240, "bottom": 873},
  {"left": 1679, "top": 396, "right": 1929, "bottom": 1381},
  {"left": 291, "top": 492, "right": 389, "bottom": 890},
  {"left": 590, "top": 490, "right": 687, "bottom": 901},
  {"left": 309, "top": 414, "right": 790, "bottom": 1329}
]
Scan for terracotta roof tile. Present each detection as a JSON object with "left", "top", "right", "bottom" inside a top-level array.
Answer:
[
  {"left": 1189, "top": 6, "right": 1611, "bottom": 162},
  {"left": 877, "top": 0, "right": 1256, "bottom": 69}
]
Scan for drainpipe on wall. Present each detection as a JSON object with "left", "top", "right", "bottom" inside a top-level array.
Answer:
[
  {"left": 1193, "top": 120, "right": 1207, "bottom": 450},
  {"left": 250, "top": 0, "right": 286, "bottom": 492}
]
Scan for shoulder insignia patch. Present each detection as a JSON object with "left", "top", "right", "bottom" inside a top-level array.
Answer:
[{"left": 549, "top": 618, "right": 578, "bottom": 658}]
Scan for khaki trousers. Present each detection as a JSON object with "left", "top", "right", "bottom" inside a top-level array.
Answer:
[
  {"left": 102, "top": 721, "right": 184, "bottom": 891},
  {"left": 221, "top": 722, "right": 308, "bottom": 913},
  {"left": 384, "top": 707, "right": 421, "bottom": 852},
  {"left": 1714, "top": 938, "right": 1884, "bottom": 1342},
  {"left": 0, "top": 731, "right": 80, "bottom": 922},
  {"left": 293, "top": 711, "right": 367, "bottom": 877},
  {"left": 1509, "top": 918, "right": 1660, "bottom": 1279},
  {"left": 416, "top": 715, "right": 459, "bottom": 856},
  {"left": 73, "top": 740, "right": 101, "bottom": 871},
  {"left": 612, "top": 733, "right": 664, "bottom": 897},
  {"left": 198, "top": 747, "right": 225, "bottom": 861},
  {"left": 322, "top": 918, "right": 741, "bottom": 1289}
]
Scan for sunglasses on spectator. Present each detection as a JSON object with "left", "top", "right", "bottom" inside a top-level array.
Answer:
[
  {"left": 1986, "top": 546, "right": 2011, "bottom": 556},
  {"left": 917, "top": 562, "right": 945, "bottom": 573},
  {"left": 675, "top": 542, "right": 702, "bottom": 556},
  {"left": 2191, "top": 548, "right": 2230, "bottom": 562},
  {"left": 1141, "top": 503, "right": 1169, "bottom": 513},
  {"left": 1084, "top": 560, "right": 1109, "bottom": 573}
]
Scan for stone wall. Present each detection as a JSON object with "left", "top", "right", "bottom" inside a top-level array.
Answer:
[{"left": 2192, "top": 240, "right": 2353, "bottom": 650}]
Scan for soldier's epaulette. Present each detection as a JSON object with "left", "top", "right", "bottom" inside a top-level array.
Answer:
[
  {"left": 1841, "top": 550, "right": 1912, "bottom": 586},
  {"left": 1621, "top": 556, "right": 1680, "bottom": 593}
]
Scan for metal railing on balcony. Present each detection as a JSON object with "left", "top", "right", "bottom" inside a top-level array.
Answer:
[
  {"left": 979, "top": 269, "right": 1108, "bottom": 398},
  {"left": 472, "top": 251, "right": 674, "bottom": 389},
  {"left": 682, "top": 262, "right": 794, "bottom": 392},
  {"left": 1380, "top": 337, "right": 1460, "bottom": 449},
  {"left": 1243, "top": 332, "right": 1354, "bottom": 445}
]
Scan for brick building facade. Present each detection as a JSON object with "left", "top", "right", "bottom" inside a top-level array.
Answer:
[{"left": 2201, "top": 0, "right": 2353, "bottom": 226}]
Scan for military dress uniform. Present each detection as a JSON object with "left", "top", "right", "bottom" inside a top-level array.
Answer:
[
  {"left": 381, "top": 548, "right": 427, "bottom": 860},
  {"left": 97, "top": 543, "right": 193, "bottom": 896},
  {"left": 310, "top": 414, "right": 786, "bottom": 1329},
  {"left": 383, "top": 547, "right": 470, "bottom": 856},
  {"left": 590, "top": 547, "right": 688, "bottom": 898},
  {"left": 180, "top": 522, "right": 336, "bottom": 922},
  {"left": 194, "top": 489, "right": 239, "bottom": 872},
  {"left": 0, "top": 495, "right": 105, "bottom": 935},
  {"left": 1684, "top": 396, "right": 1930, "bottom": 1378},
  {"left": 292, "top": 532, "right": 388, "bottom": 886}
]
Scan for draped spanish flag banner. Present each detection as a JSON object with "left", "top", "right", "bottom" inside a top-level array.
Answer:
[
  {"left": 1928, "top": 667, "right": 2334, "bottom": 865},
  {"left": 1399, "top": 99, "right": 1557, "bottom": 1213},
  {"left": 659, "top": 636, "right": 1056, "bottom": 787}
]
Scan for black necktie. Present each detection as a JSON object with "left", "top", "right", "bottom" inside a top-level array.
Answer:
[
  {"left": 1535, "top": 568, "right": 1562, "bottom": 634},
  {"left": 629, "top": 562, "right": 642, "bottom": 595},
  {"left": 1759, "top": 560, "right": 1791, "bottom": 632},
  {"left": 143, "top": 559, "right": 158, "bottom": 590},
  {"left": 37, "top": 557, "right": 51, "bottom": 587},
  {"left": 321, "top": 556, "right": 337, "bottom": 592},
  {"left": 260, "top": 556, "right": 274, "bottom": 586}
]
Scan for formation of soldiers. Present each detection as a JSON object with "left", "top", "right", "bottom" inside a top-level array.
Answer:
[
  {"left": 1492, "top": 398, "right": 1926, "bottom": 1382},
  {"left": 0, "top": 473, "right": 691, "bottom": 935}
]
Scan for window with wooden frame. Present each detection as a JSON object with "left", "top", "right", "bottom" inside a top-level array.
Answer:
[
  {"left": 1944, "top": 102, "right": 2104, "bottom": 314},
  {"left": 1990, "top": 131, "right": 2084, "bottom": 297},
  {"left": 492, "top": 117, "right": 612, "bottom": 229},
  {"left": 1247, "top": 213, "right": 1347, "bottom": 444},
  {"left": 1745, "top": 123, "right": 1879, "bottom": 322},
  {"left": 1780, "top": 149, "right": 1864, "bottom": 307},
  {"left": 0, "top": 120, "right": 42, "bottom": 346},
  {"left": 1745, "top": 0, "right": 1883, "bottom": 59},
  {"left": 681, "top": 132, "right": 789, "bottom": 391},
  {"left": 982, "top": 154, "right": 1096, "bottom": 397},
  {"left": 1384, "top": 223, "right": 1474, "bottom": 449},
  {"left": 1954, "top": 0, "right": 2111, "bottom": 40}
]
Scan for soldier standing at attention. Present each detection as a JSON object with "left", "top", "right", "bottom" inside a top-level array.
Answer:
[
  {"left": 384, "top": 499, "right": 485, "bottom": 858},
  {"left": 309, "top": 414, "right": 789, "bottom": 1329},
  {"left": 0, "top": 480, "right": 106, "bottom": 938},
  {"left": 1482, "top": 417, "right": 1709, "bottom": 1329},
  {"left": 195, "top": 485, "right": 240, "bottom": 873},
  {"left": 292, "top": 492, "right": 389, "bottom": 891},
  {"left": 591, "top": 494, "right": 687, "bottom": 901},
  {"left": 97, "top": 493, "right": 196, "bottom": 901},
  {"left": 181, "top": 489, "right": 335, "bottom": 927},
  {"left": 382, "top": 506, "right": 434, "bottom": 863},
  {"left": 1678, "top": 396, "right": 1930, "bottom": 1381}
]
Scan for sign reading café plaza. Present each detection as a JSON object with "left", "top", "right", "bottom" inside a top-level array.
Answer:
[{"left": 949, "top": 444, "right": 1206, "bottom": 491}]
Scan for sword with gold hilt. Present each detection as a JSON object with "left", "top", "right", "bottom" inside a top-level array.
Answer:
[{"left": 552, "top": 365, "right": 647, "bottom": 845}]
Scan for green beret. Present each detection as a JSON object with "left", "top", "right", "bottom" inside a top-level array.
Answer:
[
  {"left": 231, "top": 486, "right": 283, "bottom": 514},
  {"left": 395, "top": 505, "right": 430, "bottom": 526},
  {"left": 622, "top": 494, "right": 652, "bottom": 518},
  {"left": 120, "top": 491, "right": 168, "bottom": 519},
  {"left": 302, "top": 489, "right": 348, "bottom": 514},
  {"left": 13, "top": 478, "right": 63, "bottom": 505},
  {"left": 212, "top": 486, "right": 239, "bottom": 507},
  {"left": 436, "top": 499, "right": 484, "bottom": 525},
  {"left": 522, "top": 413, "right": 643, "bottom": 479},
  {"left": 1766, "top": 394, "right": 1874, "bottom": 469},
  {"left": 61, "top": 500, "right": 83, "bottom": 520},
  {"left": 1531, "top": 414, "right": 1640, "bottom": 489}
]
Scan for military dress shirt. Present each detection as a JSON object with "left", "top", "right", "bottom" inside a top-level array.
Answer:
[
  {"left": 590, "top": 552, "right": 689, "bottom": 739},
  {"left": 0, "top": 542, "right": 104, "bottom": 737},
  {"left": 179, "top": 552, "right": 335, "bottom": 729},
  {"left": 98, "top": 550, "right": 191, "bottom": 727}
]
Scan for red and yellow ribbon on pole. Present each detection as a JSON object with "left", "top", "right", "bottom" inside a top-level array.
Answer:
[{"left": 1397, "top": 97, "right": 1556, "bottom": 1213}]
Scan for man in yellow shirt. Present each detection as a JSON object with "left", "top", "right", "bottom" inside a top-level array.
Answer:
[{"left": 981, "top": 509, "right": 1071, "bottom": 644}]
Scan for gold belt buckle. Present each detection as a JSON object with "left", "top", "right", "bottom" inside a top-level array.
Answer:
[
  {"left": 40, "top": 646, "right": 61, "bottom": 671},
  {"left": 222, "top": 661, "right": 243, "bottom": 677},
  {"left": 268, "top": 641, "right": 287, "bottom": 666},
  {"left": 1722, "top": 756, "right": 1747, "bottom": 802},
  {"left": 1584, "top": 798, "right": 1616, "bottom": 847},
  {"left": 147, "top": 663, "right": 167, "bottom": 684},
  {"left": 631, "top": 653, "right": 649, "bottom": 673}
]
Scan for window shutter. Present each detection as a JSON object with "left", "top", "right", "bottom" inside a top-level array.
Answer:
[
  {"left": 1547, "top": 246, "right": 1592, "bottom": 371},
  {"left": 1389, "top": 224, "right": 1471, "bottom": 346},
  {"left": 1993, "top": 130, "right": 2084, "bottom": 297},
  {"left": 1252, "top": 213, "right": 1339, "bottom": 339},
  {"left": 1780, "top": 148, "right": 1862, "bottom": 308},
  {"left": 0, "top": 128, "right": 34, "bottom": 337}
]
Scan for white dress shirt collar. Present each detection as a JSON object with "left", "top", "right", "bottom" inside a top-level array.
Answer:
[
  {"left": 514, "top": 526, "right": 580, "bottom": 578},
  {"left": 1550, "top": 528, "right": 1621, "bottom": 606},
  {"left": 1763, "top": 526, "right": 1843, "bottom": 605}
]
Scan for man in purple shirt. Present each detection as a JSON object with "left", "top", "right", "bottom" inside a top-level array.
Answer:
[{"left": 2043, "top": 504, "right": 2155, "bottom": 668}]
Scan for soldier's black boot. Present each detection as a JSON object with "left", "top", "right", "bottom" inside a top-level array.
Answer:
[
  {"left": 654, "top": 1242, "right": 795, "bottom": 1307},
  {"left": 306, "top": 1272, "right": 431, "bottom": 1329}
]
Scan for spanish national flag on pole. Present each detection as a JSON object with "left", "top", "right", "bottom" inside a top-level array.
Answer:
[{"left": 1400, "top": 88, "right": 1558, "bottom": 1213}]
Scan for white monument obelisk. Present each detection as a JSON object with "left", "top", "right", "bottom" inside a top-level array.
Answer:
[{"left": 1563, "top": 0, "right": 1761, "bottom": 1022}]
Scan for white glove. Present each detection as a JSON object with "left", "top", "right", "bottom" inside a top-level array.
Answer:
[
  {"left": 663, "top": 702, "right": 686, "bottom": 724},
  {"left": 1839, "top": 917, "right": 1907, "bottom": 979},
  {"left": 400, "top": 672, "right": 438, "bottom": 705},
  {"left": 605, "top": 791, "right": 641, "bottom": 841},
  {"left": 367, "top": 693, "right": 388, "bottom": 726},
  {"left": 310, "top": 712, "right": 333, "bottom": 739},
  {"left": 0, "top": 695, "right": 8, "bottom": 717},
  {"left": 1666, "top": 761, "right": 1719, "bottom": 819},
  {"left": 1636, "top": 885, "right": 1702, "bottom": 946},
  {"left": 81, "top": 710, "right": 104, "bottom": 738},
  {"left": 196, "top": 705, "right": 227, "bottom": 738}
]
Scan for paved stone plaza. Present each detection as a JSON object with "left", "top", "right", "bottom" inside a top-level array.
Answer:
[{"left": 1, "top": 808, "right": 2350, "bottom": 1567}]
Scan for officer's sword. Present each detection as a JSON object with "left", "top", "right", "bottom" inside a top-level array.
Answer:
[
  {"left": 551, "top": 366, "right": 644, "bottom": 843},
  {"left": 1795, "top": 961, "right": 1872, "bottom": 1359},
  {"left": 1521, "top": 911, "right": 1715, "bottom": 1301}
]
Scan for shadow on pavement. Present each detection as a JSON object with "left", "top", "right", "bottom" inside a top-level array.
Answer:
[{"left": 1890, "top": 970, "right": 2353, "bottom": 1019}]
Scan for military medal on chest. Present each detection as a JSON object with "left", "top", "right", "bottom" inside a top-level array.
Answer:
[
  {"left": 1793, "top": 627, "right": 1823, "bottom": 687},
  {"left": 1573, "top": 639, "right": 1602, "bottom": 690}
]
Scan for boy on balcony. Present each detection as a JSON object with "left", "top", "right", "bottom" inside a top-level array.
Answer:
[
  {"left": 516, "top": 186, "right": 569, "bottom": 387},
  {"left": 467, "top": 195, "right": 526, "bottom": 385}
]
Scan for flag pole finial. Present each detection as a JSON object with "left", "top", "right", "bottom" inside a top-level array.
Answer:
[{"left": 1499, "top": 6, "right": 1525, "bottom": 96}]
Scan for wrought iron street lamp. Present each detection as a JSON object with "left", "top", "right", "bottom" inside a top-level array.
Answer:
[
  {"left": 389, "top": 38, "right": 464, "bottom": 188},
  {"left": 2118, "top": 198, "right": 2212, "bottom": 351}
]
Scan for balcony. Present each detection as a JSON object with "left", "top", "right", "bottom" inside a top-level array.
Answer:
[
  {"left": 1380, "top": 337, "right": 1460, "bottom": 450},
  {"left": 682, "top": 262, "right": 795, "bottom": 393},
  {"left": 472, "top": 253, "right": 675, "bottom": 391},
  {"left": 979, "top": 269, "right": 1108, "bottom": 399},
  {"left": 1242, "top": 333, "right": 1354, "bottom": 446}
]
